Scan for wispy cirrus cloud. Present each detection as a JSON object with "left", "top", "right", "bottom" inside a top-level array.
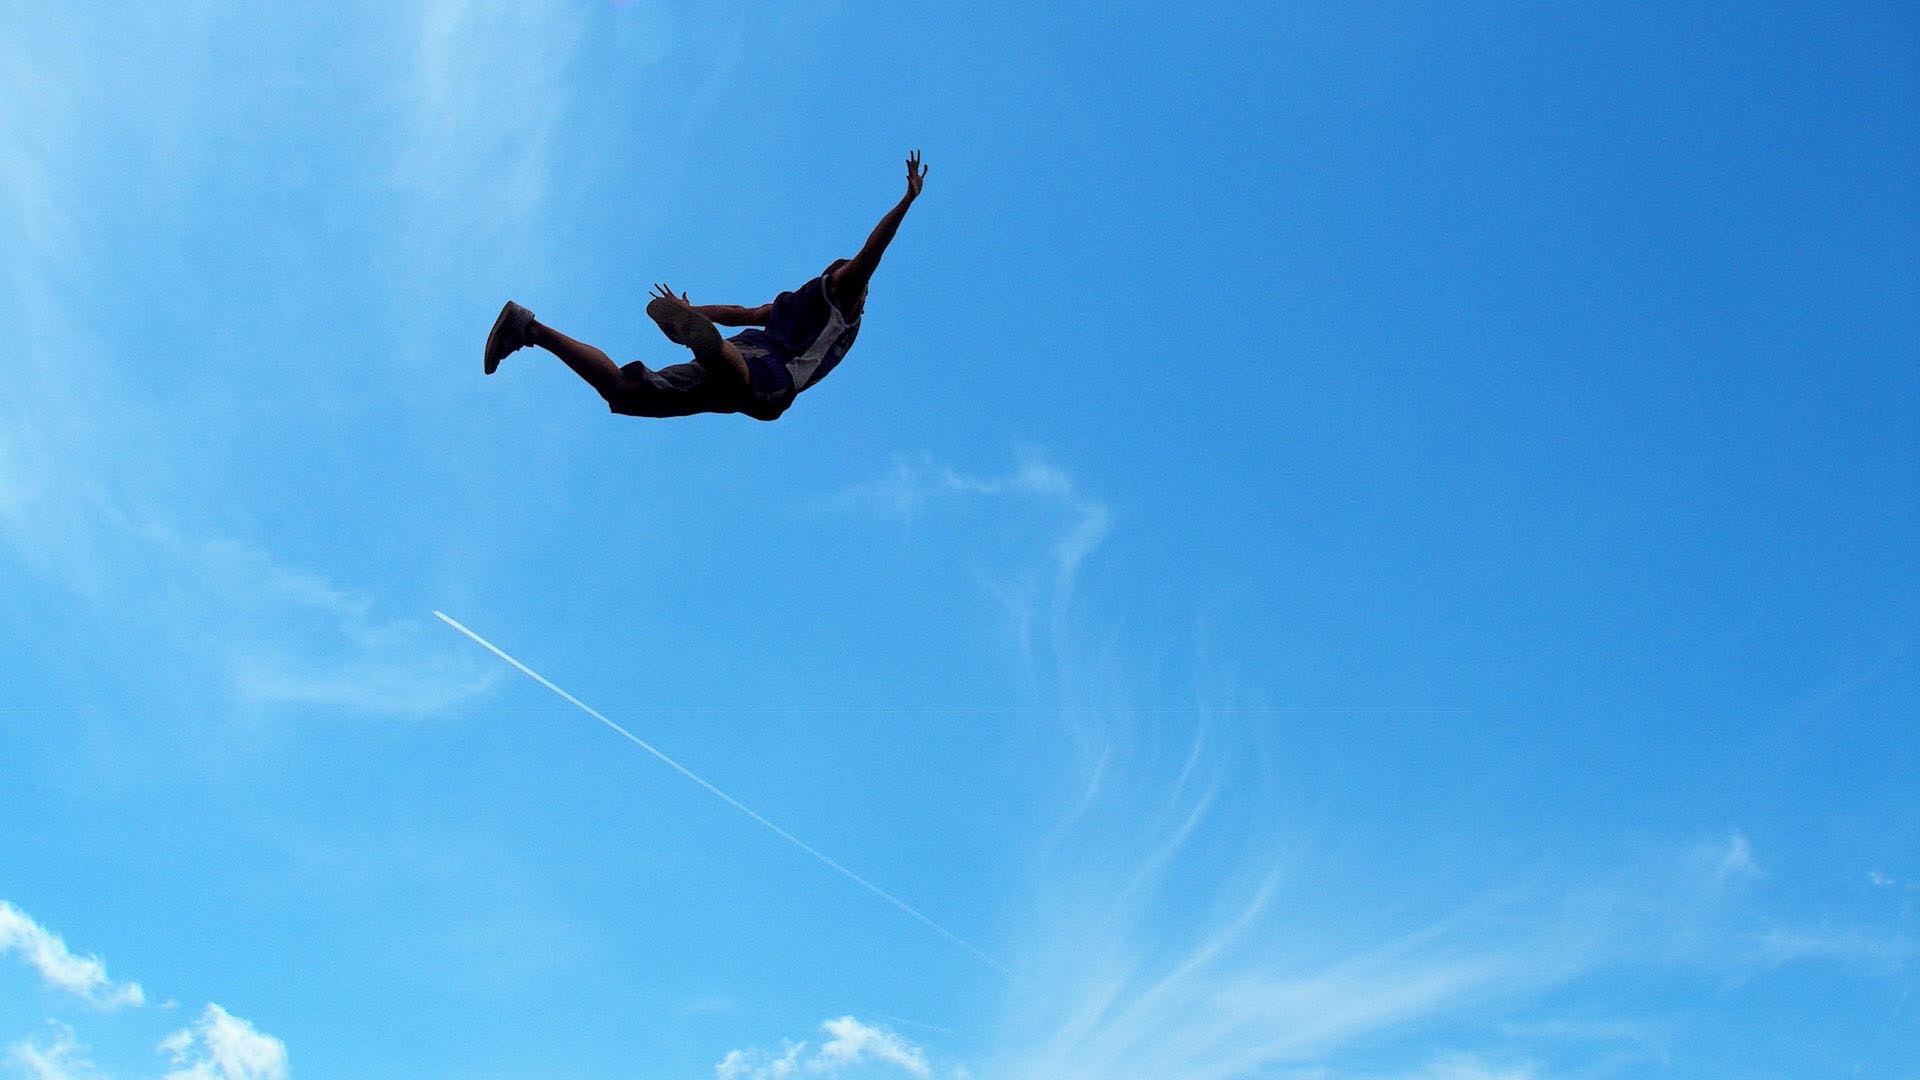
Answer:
[
  {"left": 385, "top": 0, "right": 586, "bottom": 334},
  {"left": 148, "top": 523, "right": 500, "bottom": 717},
  {"left": 848, "top": 453, "right": 1565, "bottom": 1075},
  {"left": 8, "top": 1022, "right": 99, "bottom": 1080},
  {"left": 989, "top": 869, "right": 1564, "bottom": 1080},
  {"left": 844, "top": 450, "right": 1110, "bottom": 592},
  {"left": 840, "top": 449, "right": 1111, "bottom": 679},
  {"left": 0, "top": 9, "right": 505, "bottom": 724},
  {"left": 394, "top": 0, "right": 581, "bottom": 230},
  {"left": 986, "top": 630, "right": 1902, "bottom": 1077},
  {"left": 840, "top": 451, "right": 1916, "bottom": 1080},
  {"left": 0, "top": 459, "right": 500, "bottom": 718}
]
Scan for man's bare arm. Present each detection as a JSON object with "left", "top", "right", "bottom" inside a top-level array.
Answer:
[
  {"left": 693, "top": 303, "right": 772, "bottom": 326},
  {"left": 830, "top": 150, "right": 926, "bottom": 304}
]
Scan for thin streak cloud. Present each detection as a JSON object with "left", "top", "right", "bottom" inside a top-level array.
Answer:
[{"left": 435, "top": 610, "right": 1017, "bottom": 980}]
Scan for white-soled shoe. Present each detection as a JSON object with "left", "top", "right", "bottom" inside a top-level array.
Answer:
[
  {"left": 484, "top": 301, "right": 536, "bottom": 374},
  {"left": 646, "top": 296, "right": 725, "bottom": 359}
]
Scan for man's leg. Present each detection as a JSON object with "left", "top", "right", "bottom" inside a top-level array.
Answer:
[
  {"left": 528, "top": 320, "right": 641, "bottom": 410},
  {"left": 484, "top": 301, "right": 720, "bottom": 416},
  {"left": 647, "top": 297, "right": 752, "bottom": 390}
]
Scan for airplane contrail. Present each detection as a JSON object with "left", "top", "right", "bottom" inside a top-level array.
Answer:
[{"left": 433, "top": 610, "right": 1016, "bottom": 981}]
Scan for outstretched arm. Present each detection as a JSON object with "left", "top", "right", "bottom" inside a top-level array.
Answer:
[
  {"left": 692, "top": 303, "right": 772, "bottom": 326},
  {"left": 647, "top": 285, "right": 770, "bottom": 327},
  {"left": 830, "top": 150, "right": 926, "bottom": 304}
]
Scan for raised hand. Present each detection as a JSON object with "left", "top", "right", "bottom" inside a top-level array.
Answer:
[
  {"left": 649, "top": 283, "right": 691, "bottom": 308},
  {"left": 904, "top": 149, "right": 927, "bottom": 202}
]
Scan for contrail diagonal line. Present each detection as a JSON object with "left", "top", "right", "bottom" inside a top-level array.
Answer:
[{"left": 433, "top": 610, "right": 1015, "bottom": 980}]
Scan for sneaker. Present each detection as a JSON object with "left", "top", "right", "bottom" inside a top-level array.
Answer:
[
  {"left": 646, "top": 296, "right": 725, "bottom": 359},
  {"left": 484, "top": 301, "right": 536, "bottom": 374}
]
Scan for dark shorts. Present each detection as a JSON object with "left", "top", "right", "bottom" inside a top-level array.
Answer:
[
  {"left": 605, "top": 276, "right": 841, "bottom": 422},
  {"left": 736, "top": 337, "right": 797, "bottom": 402},
  {"left": 609, "top": 348, "right": 794, "bottom": 422}
]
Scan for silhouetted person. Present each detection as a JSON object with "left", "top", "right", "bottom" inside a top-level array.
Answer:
[{"left": 483, "top": 151, "right": 928, "bottom": 422}]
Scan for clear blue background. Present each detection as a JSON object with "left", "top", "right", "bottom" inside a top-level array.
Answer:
[{"left": 2, "top": 3, "right": 1914, "bottom": 1078}]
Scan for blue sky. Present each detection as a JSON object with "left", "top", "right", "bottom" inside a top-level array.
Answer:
[{"left": 2, "top": 2, "right": 1916, "bottom": 1078}]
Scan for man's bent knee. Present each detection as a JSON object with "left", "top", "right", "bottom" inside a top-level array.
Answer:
[{"left": 606, "top": 388, "right": 650, "bottom": 417}]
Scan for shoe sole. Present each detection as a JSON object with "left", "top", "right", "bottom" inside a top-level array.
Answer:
[
  {"left": 646, "top": 297, "right": 725, "bottom": 359},
  {"left": 484, "top": 302, "right": 524, "bottom": 375}
]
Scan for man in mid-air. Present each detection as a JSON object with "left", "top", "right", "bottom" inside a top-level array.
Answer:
[{"left": 482, "top": 151, "right": 927, "bottom": 422}]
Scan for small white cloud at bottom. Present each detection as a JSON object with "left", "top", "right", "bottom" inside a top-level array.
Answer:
[
  {"left": 815, "top": 1017, "right": 931, "bottom": 1077},
  {"left": 717, "top": 1042, "right": 805, "bottom": 1080},
  {"left": 717, "top": 1016, "right": 934, "bottom": 1079},
  {"left": 158, "top": 1004, "right": 288, "bottom": 1080}
]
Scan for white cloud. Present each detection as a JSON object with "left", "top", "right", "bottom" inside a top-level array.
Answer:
[
  {"left": 814, "top": 1017, "right": 932, "bottom": 1077},
  {"left": 8, "top": 1023, "right": 100, "bottom": 1080},
  {"left": 0, "top": 902, "right": 143, "bottom": 1009},
  {"left": 158, "top": 1004, "right": 288, "bottom": 1080},
  {"left": 0, "top": 906, "right": 291, "bottom": 1080},
  {"left": 716, "top": 1017, "right": 932, "bottom": 1080}
]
